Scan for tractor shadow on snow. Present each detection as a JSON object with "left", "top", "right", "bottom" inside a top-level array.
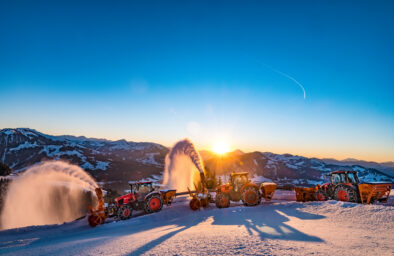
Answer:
[
  {"left": 125, "top": 202, "right": 325, "bottom": 255},
  {"left": 0, "top": 201, "right": 325, "bottom": 255}
]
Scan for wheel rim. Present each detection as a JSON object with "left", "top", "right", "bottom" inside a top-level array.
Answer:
[
  {"left": 337, "top": 190, "right": 349, "bottom": 201},
  {"left": 149, "top": 198, "right": 161, "bottom": 211},
  {"left": 244, "top": 191, "right": 258, "bottom": 204},
  {"left": 316, "top": 193, "right": 325, "bottom": 201},
  {"left": 219, "top": 196, "right": 229, "bottom": 207},
  {"left": 123, "top": 208, "right": 130, "bottom": 217}
]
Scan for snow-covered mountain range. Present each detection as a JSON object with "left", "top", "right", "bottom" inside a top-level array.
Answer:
[
  {"left": 0, "top": 128, "right": 168, "bottom": 185},
  {"left": 0, "top": 128, "right": 392, "bottom": 191},
  {"left": 203, "top": 151, "right": 393, "bottom": 186}
]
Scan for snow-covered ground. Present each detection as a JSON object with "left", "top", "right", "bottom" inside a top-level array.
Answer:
[{"left": 0, "top": 190, "right": 393, "bottom": 256}]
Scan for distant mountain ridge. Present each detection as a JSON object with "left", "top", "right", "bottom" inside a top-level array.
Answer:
[
  {"left": 0, "top": 128, "right": 168, "bottom": 186},
  {"left": 0, "top": 128, "right": 392, "bottom": 192},
  {"left": 203, "top": 151, "right": 393, "bottom": 186},
  {"left": 320, "top": 158, "right": 394, "bottom": 178}
]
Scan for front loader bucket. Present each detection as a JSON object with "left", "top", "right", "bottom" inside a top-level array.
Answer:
[
  {"left": 358, "top": 183, "right": 392, "bottom": 204},
  {"left": 294, "top": 186, "right": 318, "bottom": 202},
  {"left": 260, "top": 182, "right": 277, "bottom": 201}
]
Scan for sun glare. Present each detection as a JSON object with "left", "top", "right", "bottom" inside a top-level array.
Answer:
[{"left": 212, "top": 141, "right": 230, "bottom": 155}]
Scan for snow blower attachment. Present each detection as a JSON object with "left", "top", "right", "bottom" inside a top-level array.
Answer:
[
  {"left": 260, "top": 182, "right": 277, "bottom": 201},
  {"left": 294, "top": 186, "right": 319, "bottom": 202},
  {"left": 295, "top": 170, "right": 392, "bottom": 204},
  {"left": 88, "top": 188, "right": 107, "bottom": 227},
  {"left": 185, "top": 172, "right": 212, "bottom": 211},
  {"left": 358, "top": 183, "right": 392, "bottom": 204}
]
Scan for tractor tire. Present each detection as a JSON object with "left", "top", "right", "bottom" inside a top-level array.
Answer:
[
  {"left": 215, "top": 193, "right": 230, "bottom": 208},
  {"left": 334, "top": 185, "right": 358, "bottom": 202},
  {"left": 190, "top": 198, "right": 201, "bottom": 211},
  {"left": 144, "top": 194, "right": 163, "bottom": 213},
  {"left": 315, "top": 189, "right": 328, "bottom": 201},
  {"left": 118, "top": 205, "right": 132, "bottom": 220},
  {"left": 106, "top": 204, "right": 117, "bottom": 217},
  {"left": 241, "top": 186, "right": 260, "bottom": 206}
]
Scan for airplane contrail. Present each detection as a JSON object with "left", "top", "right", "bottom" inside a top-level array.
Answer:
[{"left": 258, "top": 62, "right": 307, "bottom": 100}]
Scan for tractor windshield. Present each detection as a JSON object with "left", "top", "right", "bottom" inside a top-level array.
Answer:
[
  {"left": 331, "top": 173, "right": 345, "bottom": 184},
  {"left": 138, "top": 183, "right": 152, "bottom": 194},
  {"left": 346, "top": 173, "right": 358, "bottom": 184},
  {"left": 232, "top": 175, "right": 248, "bottom": 191}
]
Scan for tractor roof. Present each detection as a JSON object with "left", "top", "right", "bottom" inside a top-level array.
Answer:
[
  {"left": 231, "top": 172, "right": 249, "bottom": 176},
  {"left": 330, "top": 170, "right": 357, "bottom": 174},
  {"left": 128, "top": 181, "right": 153, "bottom": 185}
]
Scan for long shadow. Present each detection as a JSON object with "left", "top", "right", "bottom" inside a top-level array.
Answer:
[
  {"left": 1, "top": 201, "right": 326, "bottom": 255},
  {"left": 211, "top": 202, "right": 325, "bottom": 242}
]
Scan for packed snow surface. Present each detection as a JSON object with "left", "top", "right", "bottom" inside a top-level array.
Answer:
[{"left": 0, "top": 190, "right": 393, "bottom": 256}]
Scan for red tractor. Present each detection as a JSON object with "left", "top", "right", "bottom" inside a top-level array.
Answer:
[
  {"left": 314, "top": 170, "right": 392, "bottom": 203},
  {"left": 215, "top": 172, "right": 277, "bottom": 208},
  {"left": 110, "top": 181, "right": 164, "bottom": 220}
]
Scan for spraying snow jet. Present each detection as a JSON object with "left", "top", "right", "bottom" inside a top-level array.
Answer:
[
  {"left": 162, "top": 139, "right": 204, "bottom": 192},
  {"left": 0, "top": 161, "right": 98, "bottom": 230}
]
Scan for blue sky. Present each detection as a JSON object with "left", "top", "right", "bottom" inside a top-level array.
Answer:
[{"left": 1, "top": 0, "right": 393, "bottom": 161}]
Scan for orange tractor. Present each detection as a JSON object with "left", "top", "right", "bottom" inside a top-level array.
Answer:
[
  {"left": 295, "top": 170, "right": 392, "bottom": 204},
  {"left": 215, "top": 172, "right": 277, "bottom": 208}
]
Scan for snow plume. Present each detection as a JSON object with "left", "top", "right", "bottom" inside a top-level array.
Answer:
[
  {"left": 162, "top": 139, "right": 204, "bottom": 192},
  {"left": 0, "top": 161, "right": 98, "bottom": 230}
]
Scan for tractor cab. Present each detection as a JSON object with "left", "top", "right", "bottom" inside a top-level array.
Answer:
[
  {"left": 230, "top": 172, "right": 249, "bottom": 192},
  {"left": 129, "top": 181, "right": 154, "bottom": 199},
  {"left": 329, "top": 171, "right": 359, "bottom": 186}
]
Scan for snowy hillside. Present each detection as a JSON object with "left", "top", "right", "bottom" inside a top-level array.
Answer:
[
  {"left": 0, "top": 128, "right": 168, "bottom": 185},
  {"left": 1, "top": 128, "right": 392, "bottom": 192},
  {"left": 0, "top": 190, "right": 393, "bottom": 256}
]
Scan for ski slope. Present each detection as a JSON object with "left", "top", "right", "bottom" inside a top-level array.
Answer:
[{"left": 0, "top": 190, "right": 393, "bottom": 256}]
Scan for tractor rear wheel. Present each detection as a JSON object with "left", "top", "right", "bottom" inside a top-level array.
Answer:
[
  {"left": 334, "top": 185, "right": 358, "bottom": 202},
  {"left": 118, "top": 205, "right": 132, "bottom": 220},
  {"left": 315, "top": 189, "right": 328, "bottom": 201},
  {"left": 145, "top": 194, "right": 163, "bottom": 213},
  {"left": 215, "top": 193, "right": 230, "bottom": 208},
  {"left": 242, "top": 186, "right": 260, "bottom": 206}
]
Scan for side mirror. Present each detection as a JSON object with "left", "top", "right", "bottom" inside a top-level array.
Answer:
[{"left": 323, "top": 174, "right": 327, "bottom": 180}]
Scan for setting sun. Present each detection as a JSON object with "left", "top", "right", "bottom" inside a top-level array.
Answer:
[{"left": 212, "top": 141, "right": 230, "bottom": 155}]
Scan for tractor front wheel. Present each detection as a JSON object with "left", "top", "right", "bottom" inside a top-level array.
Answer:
[
  {"left": 118, "top": 205, "right": 132, "bottom": 220},
  {"left": 334, "top": 185, "right": 358, "bottom": 202},
  {"left": 315, "top": 189, "right": 328, "bottom": 201},
  {"left": 242, "top": 186, "right": 260, "bottom": 206},
  {"left": 215, "top": 193, "right": 230, "bottom": 208},
  {"left": 145, "top": 195, "right": 163, "bottom": 213}
]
